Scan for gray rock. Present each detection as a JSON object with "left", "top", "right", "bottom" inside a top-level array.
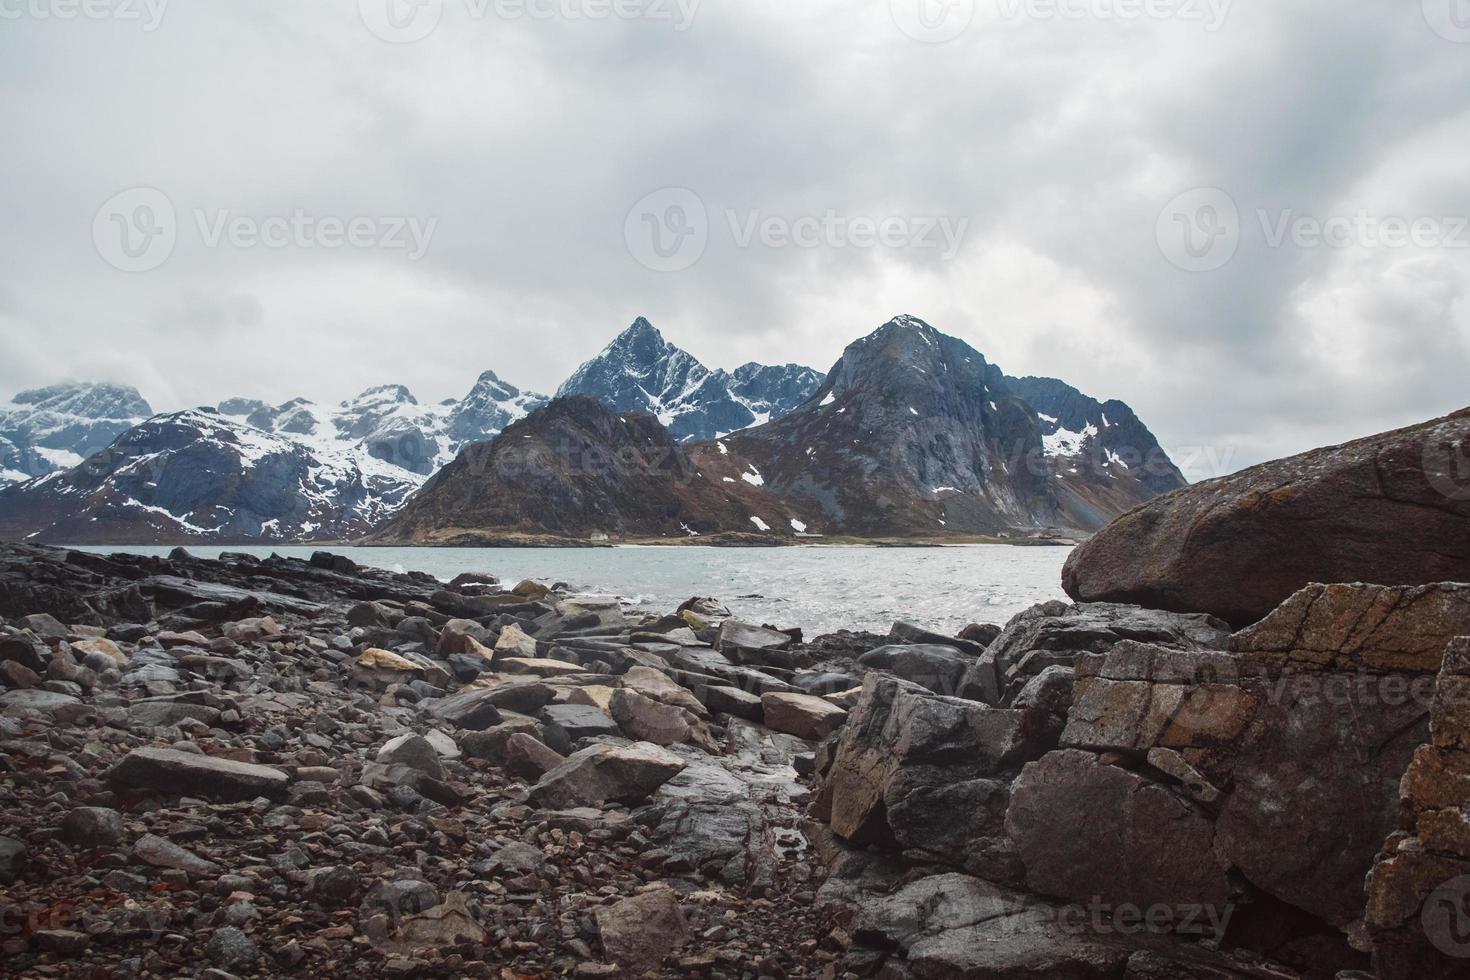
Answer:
[
  {"left": 108, "top": 747, "right": 289, "bottom": 802},
  {"left": 540, "top": 703, "right": 621, "bottom": 745},
  {"left": 133, "top": 833, "right": 220, "bottom": 876},
  {"left": 128, "top": 699, "right": 223, "bottom": 728},
  {"left": 528, "top": 742, "right": 687, "bottom": 809},
  {"left": 376, "top": 734, "right": 444, "bottom": 779},
  {"left": 420, "top": 688, "right": 506, "bottom": 731},
  {"left": 206, "top": 926, "right": 258, "bottom": 970},
  {"left": 0, "top": 835, "right": 26, "bottom": 882},
  {"left": 61, "top": 807, "right": 125, "bottom": 848},
  {"left": 858, "top": 643, "right": 974, "bottom": 696}
]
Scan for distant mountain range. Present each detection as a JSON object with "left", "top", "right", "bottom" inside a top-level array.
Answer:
[
  {"left": 374, "top": 316, "right": 1185, "bottom": 543},
  {"left": 0, "top": 316, "right": 1185, "bottom": 544}
]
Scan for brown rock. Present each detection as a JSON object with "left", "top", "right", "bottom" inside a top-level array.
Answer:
[
  {"left": 1062, "top": 407, "right": 1470, "bottom": 627},
  {"left": 1005, "top": 749, "right": 1232, "bottom": 912},
  {"left": 609, "top": 688, "right": 697, "bottom": 746},
  {"left": 594, "top": 886, "right": 689, "bottom": 974},
  {"left": 503, "top": 732, "right": 565, "bottom": 780},
  {"left": 760, "top": 692, "right": 847, "bottom": 740},
  {"left": 1230, "top": 582, "right": 1470, "bottom": 674}
]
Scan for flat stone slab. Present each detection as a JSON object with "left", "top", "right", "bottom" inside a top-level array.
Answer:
[{"left": 108, "top": 747, "right": 289, "bottom": 802}]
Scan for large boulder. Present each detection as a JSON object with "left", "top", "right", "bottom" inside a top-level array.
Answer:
[
  {"left": 959, "top": 602, "right": 1230, "bottom": 707},
  {"left": 1039, "top": 582, "right": 1470, "bottom": 933},
  {"left": 1062, "top": 408, "right": 1470, "bottom": 627},
  {"left": 1005, "top": 749, "right": 1232, "bottom": 912},
  {"left": 858, "top": 644, "right": 974, "bottom": 696},
  {"left": 823, "top": 871, "right": 1134, "bottom": 979},
  {"left": 818, "top": 674, "right": 1055, "bottom": 848},
  {"left": 594, "top": 886, "right": 690, "bottom": 974},
  {"left": 1364, "top": 637, "right": 1470, "bottom": 979}
]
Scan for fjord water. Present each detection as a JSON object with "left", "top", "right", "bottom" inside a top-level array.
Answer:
[{"left": 70, "top": 544, "right": 1071, "bottom": 637}]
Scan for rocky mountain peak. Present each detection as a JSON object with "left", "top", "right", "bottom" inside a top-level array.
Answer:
[
  {"left": 0, "top": 382, "right": 156, "bottom": 487},
  {"left": 557, "top": 318, "right": 823, "bottom": 442},
  {"left": 344, "top": 384, "right": 419, "bottom": 410},
  {"left": 713, "top": 316, "right": 1184, "bottom": 536}
]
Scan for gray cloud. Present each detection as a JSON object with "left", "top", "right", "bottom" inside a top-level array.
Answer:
[{"left": 1, "top": 0, "right": 1467, "bottom": 477}]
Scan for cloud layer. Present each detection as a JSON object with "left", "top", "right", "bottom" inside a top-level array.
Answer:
[{"left": 2, "top": 0, "right": 1467, "bottom": 479}]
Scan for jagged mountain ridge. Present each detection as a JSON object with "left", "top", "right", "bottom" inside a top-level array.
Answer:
[
  {"left": 0, "top": 410, "right": 422, "bottom": 544},
  {"left": 218, "top": 371, "right": 549, "bottom": 476},
  {"left": 0, "top": 382, "right": 153, "bottom": 487},
  {"left": 0, "top": 315, "right": 1183, "bottom": 543},
  {"left": 556, "top": 318, "right": 824, "bottom": 442},
  {"left": 0, "top": 372, "right": 550, "bottom": 544},
  {"left": 702, "top": 316, "right": 1185, "bottom": 536},
  {"left": 378, "top": 316, "right": 1185, "bottom": 542}
]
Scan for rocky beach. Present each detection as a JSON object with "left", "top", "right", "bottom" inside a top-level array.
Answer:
[{"left": 2, "top": 445, "right": 1469, "bottom": 980}]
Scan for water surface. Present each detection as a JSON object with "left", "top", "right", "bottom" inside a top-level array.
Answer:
[{"left": 69, "top": 544, "right": 1071, "bottom": 637}]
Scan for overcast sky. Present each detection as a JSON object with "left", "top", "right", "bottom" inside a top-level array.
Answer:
[{"left": 1, "top": 0, "right": 1467, "bottom": 478}]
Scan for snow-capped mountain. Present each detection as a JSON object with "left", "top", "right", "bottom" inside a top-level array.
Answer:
[
  {"left": 0, "top": 372, "right": 549, "bottom": 544},
  {"left": 218, "top": 373, "right": 548, "bottom": 477},
  {"left": 556, "top": 317, "right": 823, "bottom": 441},
  {"left": 379, "top": 315, "right": 1187, "bottom": 543},
  {"left": 702, "top": 315, "right": 1186, "bottom": 537},
  {"left": 0, "top": 409, "right": 422, "bottom": 544},
  {"left": 0, "top": 382, "right": 153, "bottom": 487}
]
